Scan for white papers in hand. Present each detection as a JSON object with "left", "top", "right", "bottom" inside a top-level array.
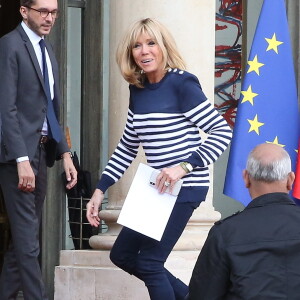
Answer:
[{"left": 117, "top": 163, "right": 178, "bottom": 241}]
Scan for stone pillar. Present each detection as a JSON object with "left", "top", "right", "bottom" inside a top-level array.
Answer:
[
  {"left": 54, "top": 3, "right": 221, "bottom": 299},
  {"left": 90, "top": 0, "right": 220, "bottom": 252}
]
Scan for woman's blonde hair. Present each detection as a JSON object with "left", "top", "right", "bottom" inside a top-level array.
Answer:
[{"left": 116, "top": 18, "right": 186, "bottom": 88}]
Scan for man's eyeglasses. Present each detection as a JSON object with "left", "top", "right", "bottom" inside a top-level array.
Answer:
[{"left": 25, "top": 6, "right": 59, "bottom": 19}]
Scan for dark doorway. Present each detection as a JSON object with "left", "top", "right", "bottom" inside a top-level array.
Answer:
[{"left": 0, "top": 0, "right": 22, "bottom": 38}]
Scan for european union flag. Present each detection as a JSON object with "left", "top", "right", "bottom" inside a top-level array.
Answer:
[{"left": 224, "top": 0, "right": 300, "bottom": 206}]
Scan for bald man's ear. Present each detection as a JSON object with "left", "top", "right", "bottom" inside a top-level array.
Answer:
[
  {"left": 243, "top": 170, "right": 250, "bottom": 188},
  {"left": 287, "top": 171, "right": 295, "bottom": 191}
]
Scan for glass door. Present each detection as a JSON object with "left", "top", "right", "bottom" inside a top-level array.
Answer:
[{"left": 65, "top": 1, "right": 85, "bottom": 250}]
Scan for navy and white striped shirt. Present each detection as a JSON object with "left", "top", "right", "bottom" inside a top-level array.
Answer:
[{"left": 97, "top": 69, "right": 232, "bottom": 202}]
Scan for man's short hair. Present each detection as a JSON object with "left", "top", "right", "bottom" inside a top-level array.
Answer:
[
  {"left": 20, "top": 0, "right": 35, "bottom": 7},
  {"left": 246, "top": 147, "right": 291, "bottom": 182}
]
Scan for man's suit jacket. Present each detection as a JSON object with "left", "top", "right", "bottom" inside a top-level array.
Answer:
[{"left": 0, "top": 24, "right": 69, "bottom": 167}]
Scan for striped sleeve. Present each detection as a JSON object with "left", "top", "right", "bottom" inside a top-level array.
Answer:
[
  {"left": 96, "top": 108, "right": 140, "bottom": 192},
  {"left": 180, "top": 75, "right": 232, "bottom": 167},
  {"left": 184, "top": 100, "right": 232, "bottom": 167}
]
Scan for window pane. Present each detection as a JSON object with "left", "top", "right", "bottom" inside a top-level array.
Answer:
[
  {"left": 66, "top": 7, "right": 82, "bottom": 250},
  {"left": 67, "top": 7, "right": 82, "bottom": 157}
]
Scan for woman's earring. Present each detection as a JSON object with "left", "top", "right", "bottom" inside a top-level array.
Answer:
[{"left": 140, "top": 69, "right": 144, "bottom": 74}]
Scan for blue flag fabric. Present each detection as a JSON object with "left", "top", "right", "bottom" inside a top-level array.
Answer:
[{"left": 224, "top": 0, "right": 300, "bottom": 206}]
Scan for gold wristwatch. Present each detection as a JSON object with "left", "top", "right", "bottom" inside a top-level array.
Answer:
[{"left": 180, "top": 162, "right": 193, "bottom": 173}]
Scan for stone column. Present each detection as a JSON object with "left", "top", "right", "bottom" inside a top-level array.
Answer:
[
  {"left": 90, "top": 0, "right": 220, "bottom": 252},
  {"left": 54, "top": 3, "right": 222, "bottom": 299}
]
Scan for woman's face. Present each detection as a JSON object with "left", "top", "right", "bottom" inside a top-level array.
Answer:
[{"left": 132, "top": 32, "right": 164, "bottom": 83}]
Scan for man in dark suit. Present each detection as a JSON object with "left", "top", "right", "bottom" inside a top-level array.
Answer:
[
  {"left": 0, "top": 0, "right": 77, "bottom": 299},
  {"left": 188, "top": 143, "right": 300, "bottom": 299}
]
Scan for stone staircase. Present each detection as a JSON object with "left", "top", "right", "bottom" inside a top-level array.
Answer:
[{"left": 54, "top": 250, "right": 200, "bottom": 300}]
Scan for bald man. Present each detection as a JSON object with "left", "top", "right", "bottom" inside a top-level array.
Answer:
[{"left": 188, "top": 143, "right": 300, "bottom": 300}]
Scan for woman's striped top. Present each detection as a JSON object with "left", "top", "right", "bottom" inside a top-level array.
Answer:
[{"left": 97, "top": 69, "right": 232, "bottom": 198}]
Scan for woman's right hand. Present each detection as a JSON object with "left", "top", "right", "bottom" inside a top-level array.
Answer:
[{"left": 86, "top": 189, "right": 104, "bottom": 227}]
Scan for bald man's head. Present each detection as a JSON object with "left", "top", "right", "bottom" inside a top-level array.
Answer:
[
  {"left": 246, "top": 143, "right": 291, "bottom": 182},
  {"left": 243, "top": 144, "right": 295, "bottom": 199}
]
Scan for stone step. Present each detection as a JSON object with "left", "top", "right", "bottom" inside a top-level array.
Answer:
[
  {"left": 55, "top": 264, "right": 149, "bottom": 300},
  {"left": 54, "top": 250, "right": 200, "bottom": 300}
]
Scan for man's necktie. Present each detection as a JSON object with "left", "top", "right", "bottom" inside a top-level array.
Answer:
[{"left": 39, "top": 39, "right": 61, "bottom": 143}]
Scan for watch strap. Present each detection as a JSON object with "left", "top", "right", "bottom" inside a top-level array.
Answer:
[{"left": 180, "top": 162, "right": 193, "bottom": 173}]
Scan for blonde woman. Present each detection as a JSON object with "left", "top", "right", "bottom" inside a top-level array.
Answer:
[{"left": 86, "top": 18, "right": 232, "bottom": 300}]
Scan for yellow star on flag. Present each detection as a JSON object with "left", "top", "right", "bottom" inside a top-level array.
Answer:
[
  {"left": 247, "top": 55, "right": 264, "bottom": 75},
  {"left": 265, "top": 33, "right": 283, "bottom": 54},
  {"left": 241, "top": 85, "right": 258, "bottom": 105},
  {"left": 248, "top": 114, "right": 264, "bottom": 135},
  {"left": 266, "top": 136, "right": 285, "bottom": 147}
]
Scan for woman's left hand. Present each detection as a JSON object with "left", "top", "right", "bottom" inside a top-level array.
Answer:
[{"left": 155, "top": 165, "right": 187, "bottom": 194}]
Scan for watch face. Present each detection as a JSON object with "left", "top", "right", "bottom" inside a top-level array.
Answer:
[{"left": 186, "top": 163, "right": 193, "bottom": 172}]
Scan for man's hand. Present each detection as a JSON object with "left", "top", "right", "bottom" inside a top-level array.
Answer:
[
  {"left": 62, "top": 152, "right": 77, "bottom": 189},
  {"left": 86, "top": 189, "right": 104, "bottom": 227},
  {"left": 17, "top": 160, "right": 35, "bottom": 192}
]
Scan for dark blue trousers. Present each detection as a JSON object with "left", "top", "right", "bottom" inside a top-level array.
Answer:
[{"left": 110, "top": 201, "right": 200, "bottom": 300}]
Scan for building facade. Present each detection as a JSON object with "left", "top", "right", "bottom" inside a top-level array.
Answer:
[{"left": 1, "top": 0, "right": 300, "bottom": 299}]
